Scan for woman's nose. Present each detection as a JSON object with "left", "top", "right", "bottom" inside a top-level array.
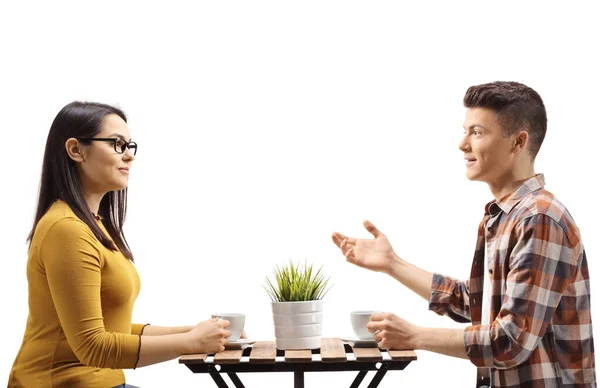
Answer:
[{"left": 123, "top": 149, "right": 135, "bottom": 162}]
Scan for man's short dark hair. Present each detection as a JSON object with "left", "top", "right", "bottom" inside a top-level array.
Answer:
[{"left": 463, "top": 81, "right": 547, "bottom": 158}]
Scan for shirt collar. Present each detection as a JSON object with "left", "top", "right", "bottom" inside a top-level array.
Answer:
[{"left": 485, "top": 173, "right": 546, "bottom": 215}]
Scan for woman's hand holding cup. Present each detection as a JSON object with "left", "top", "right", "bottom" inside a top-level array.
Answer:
[{"left": 186, "top": 317, "right": 231, "bottom": 354}]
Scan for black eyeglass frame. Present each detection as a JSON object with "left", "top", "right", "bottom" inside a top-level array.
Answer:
[{"left": 76, "top": 137, "right": 138, "bottom": 155}]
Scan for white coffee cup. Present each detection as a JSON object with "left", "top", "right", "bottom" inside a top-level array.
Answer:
[
  {"left": 351, "top": 311, "right": 379, "bottom": 340},
  {"left": 212, "top": 313, "right": 245, "bottom": 342}
]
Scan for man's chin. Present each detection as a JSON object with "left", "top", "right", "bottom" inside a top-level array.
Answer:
[{"left": 465, "top": 171, "right": 482, "bottom": 182}]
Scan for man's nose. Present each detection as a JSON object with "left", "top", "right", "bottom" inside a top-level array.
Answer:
[{"left": 458, "top": 135, "right": 470, "bottom": 152}]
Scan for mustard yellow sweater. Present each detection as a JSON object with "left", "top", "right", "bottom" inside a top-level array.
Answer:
[{"left": 9, "top": 201, "right": 145, "bottom": 388}]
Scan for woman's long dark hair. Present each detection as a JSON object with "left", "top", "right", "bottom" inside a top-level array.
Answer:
[{"left": 28, "top": 101, "right": 134, "bottom": 261}]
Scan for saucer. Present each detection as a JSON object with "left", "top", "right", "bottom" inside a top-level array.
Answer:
[
  {"left": 340, "top": 337, "right": 379, "bottom": 348},
  {"left": 225, "top": 339, "right": 256, "bottom": 350}
]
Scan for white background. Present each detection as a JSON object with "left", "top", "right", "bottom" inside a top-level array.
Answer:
[{"left": 1, "top": 1, "right": 598, "bottom": 387}]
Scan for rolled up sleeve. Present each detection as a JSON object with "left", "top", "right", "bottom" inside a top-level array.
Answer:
[{"left": 429, "top": 273, "right": 471, "bottom": 323}]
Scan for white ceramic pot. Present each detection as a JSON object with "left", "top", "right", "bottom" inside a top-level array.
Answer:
[{"left": 271, "top": 300, "right": 323, "bottom": 350}]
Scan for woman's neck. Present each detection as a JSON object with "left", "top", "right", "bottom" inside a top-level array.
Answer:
[{"left": 83, "top": 191, "right": 106, "bottom": 217}]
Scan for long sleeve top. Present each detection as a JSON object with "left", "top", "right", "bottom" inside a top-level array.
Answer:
[
  {"left": 429, "top": 174, "right": 596, "bottom": 387},
  {"left": 9, "top": 200, "right": 145, "bottom": 388}
]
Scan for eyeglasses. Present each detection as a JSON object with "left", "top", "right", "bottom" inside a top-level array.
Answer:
[{"left": 77, "top": 137, "right": 138, "bottom": 156}]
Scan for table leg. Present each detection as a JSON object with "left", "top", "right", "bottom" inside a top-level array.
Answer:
[
  {"left": 349, "top": 371, "right": 368, "bottom": 388},
  {"left": 210, "top": 372, "right": 231, "bottom": 388},
  {"left": 294, "top": 371, "right": 304, "bottom": 388},
  {"left": 366, "top": 370, "right": 388, "bottom": 388},
  {"left": 227, "top": 373, "right": 246, "bottom": 388}
]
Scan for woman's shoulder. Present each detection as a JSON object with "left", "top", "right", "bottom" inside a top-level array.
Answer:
[
  {"left": 27, "top": 202, "right": 108, "bottom": 272},
  {"left": 35, "top": 201, "right": 93, "bottom": 240},
  {"left": 32, "top": 201, "right": 105, "bottom": 263}
]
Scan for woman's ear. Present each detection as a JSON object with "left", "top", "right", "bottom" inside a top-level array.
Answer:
[{"left": 65, "top": 138, "right": 85, "bottom": 162}]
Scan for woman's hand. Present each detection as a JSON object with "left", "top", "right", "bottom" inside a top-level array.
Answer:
[{"left": 186, "top": 318, "right": 231, "bottom": 354}]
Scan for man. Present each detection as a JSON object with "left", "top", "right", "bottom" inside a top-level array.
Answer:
[{"left": 332, "top": 81, "right": 595, "bottom": 387}]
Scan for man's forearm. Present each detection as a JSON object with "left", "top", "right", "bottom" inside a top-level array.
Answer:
[
  {"left": 387, "top": 254, "right": 434, "bottom": 301},
  {"left": 415, "top": 327, "right": 468, "bottom": 359},
  {"left": 142, "top": 325, "right": 194, "bottom": 336}
]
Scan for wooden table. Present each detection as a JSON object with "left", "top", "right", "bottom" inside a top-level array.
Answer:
[{"left": 179, "top": 338, "right": 417, "bottom": 388}]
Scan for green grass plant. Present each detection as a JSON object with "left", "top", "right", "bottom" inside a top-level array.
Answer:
[{"left": 264, "top": 261, "right": 331, "bottom": 302}]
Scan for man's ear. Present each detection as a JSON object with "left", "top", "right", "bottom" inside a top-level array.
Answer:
[
  {"left": 65, "top": 138, "right": 85, "bottom": 162},
  {"left": 514, "top": 130, "right": 529, "bottom": 152}
]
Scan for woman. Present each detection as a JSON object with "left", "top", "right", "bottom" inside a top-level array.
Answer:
[{"left": 8, "top": 102, "right": 231, "bottom": 387}]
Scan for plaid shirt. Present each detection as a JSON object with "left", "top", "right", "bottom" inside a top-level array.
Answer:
[{"left": 429, "top": 174, "right": 596, "bottom": 387}]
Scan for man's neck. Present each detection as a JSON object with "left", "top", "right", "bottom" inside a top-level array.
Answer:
[{"left": 487, "top": 166, "right": 536, "bottom": 201}]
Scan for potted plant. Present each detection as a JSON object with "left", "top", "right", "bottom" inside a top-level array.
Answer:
[{"left": 264, "top": 261, "right": 331, "bottom": 350}]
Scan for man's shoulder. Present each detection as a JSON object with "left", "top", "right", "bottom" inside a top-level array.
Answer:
[
  {"left": 510, "top": 189, "right": 581, "bottom": 245},
  {"left": 514, "top": 189, "right": 568, "bottom": 219}
]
